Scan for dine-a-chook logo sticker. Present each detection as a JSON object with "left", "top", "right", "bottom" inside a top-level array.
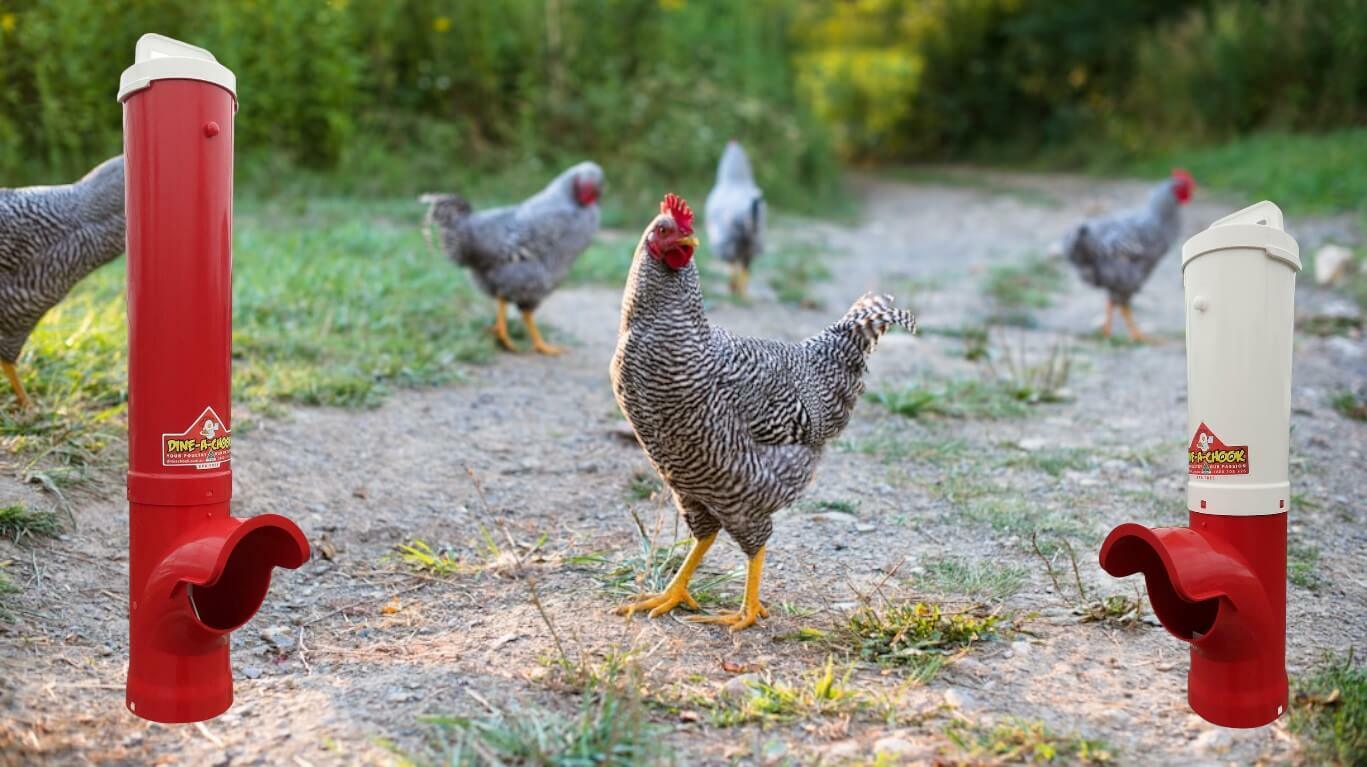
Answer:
[
  {"left": 162, "top": 406, "right": 231, "bottom": 469},
  {"left": 1188, "top": 422, "right": 1249, "bottom": 477}
]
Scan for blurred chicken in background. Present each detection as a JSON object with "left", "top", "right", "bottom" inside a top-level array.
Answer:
[
  {"left": 1060, "top": 169, "right": 1195, "bottom": 341},
  {"left": 705, "top": 141, "right": 765, "bottom": 297},
  {"left": 422, "top": 162, "right": 604, "bottom": 355}
]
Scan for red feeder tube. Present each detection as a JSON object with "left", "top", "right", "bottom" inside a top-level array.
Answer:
[
  {"left": 120, "top": 34, "right": 309, "bottom": 724},
  {"left": 1099, "top": 201, "right": 1300, "bottom": 728}
]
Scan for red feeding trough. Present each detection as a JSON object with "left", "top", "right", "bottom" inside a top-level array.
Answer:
[
  {"left": 119, "top": 34, "right": 309, "bottom": 724},
  {"left": 1099, "top": 201, "right": 1299, "bottom": 728}
]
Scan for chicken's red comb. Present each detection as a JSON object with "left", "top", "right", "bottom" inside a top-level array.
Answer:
[
  {"left": 1172, "top": 168, "right": 1195, "bottom": 184},
  {"left": 660, "top": 193, "right": 694, "bottom": 233}
]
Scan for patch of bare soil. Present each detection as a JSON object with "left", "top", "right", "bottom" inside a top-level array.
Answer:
[{"left": 1, "top": 172, "right": 1362, "bottom": 766}]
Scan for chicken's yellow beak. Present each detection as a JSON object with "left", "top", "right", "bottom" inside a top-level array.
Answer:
[{"left": 679, "top": 235, "right": 700, "bottom": 249}]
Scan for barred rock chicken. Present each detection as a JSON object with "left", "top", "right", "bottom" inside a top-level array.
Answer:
[
  {"left": 1061, "top": 169, "right": 1195, "bottom": 341},
  {"left": 611, "top": 194, "right": 915, "bottom": 631},
  {"left": 704, "top": 141, "right": 765, "bottom": 296},
  {"left": 421, "top": 162, "right": 604, "bottom": 355},
  {"left": 1, "top": 156, "right": 126, "bottom": 409}
]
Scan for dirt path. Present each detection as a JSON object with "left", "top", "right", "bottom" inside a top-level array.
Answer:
[{"left": 1, "top": 172, "right": 1362, "bottom": 766}]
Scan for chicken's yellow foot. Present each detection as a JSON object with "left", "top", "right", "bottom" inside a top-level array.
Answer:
[
  {"left": 2, "top": 361, "right": 32, "bottom": 410},
  {"left": 686, "top": 545, "right": 767, "bottom": 632},
  {"left": 1100, "top": 296, "right": 1115, "bottom": 338},
  {"left": 729, "top": 265, "right": 749, "bottom": 298},
  {"left": 1118, "top": 304, "right": 1151, "bottom": 343},
  {"left": 492, "top": 298, "right": 519, "bottom": 352},
  {"left": 522, "top": 309, "right": 563, "bottom": 356},
  {"left": 616, "top": 532, "right": 716, "bottom": 618}
]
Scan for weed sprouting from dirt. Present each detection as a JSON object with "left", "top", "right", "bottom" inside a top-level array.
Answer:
[
  {"left": 987, "top": 330, "right": 1073, "bottom": 405},
  {"left": 0, "top": 560, "right": 18, "bottom": 621},
  {"left": 707, "top": 657, "right": 864, "bottom": 727},
  {"left": 839, "top": 601, "right": 1004, "bottom": 674},
  {"left": 798, "top": 498, "right": 860, "bottom": 515},
  {"left": 1331, "top": 389, "right": 1367, "bottom": 421},
  {"left": 765, "top": 240, "right": 834, "bottom": 309},
  {"left": 1000, "top": 447, "right": 1092, "bottom": 477},
  {"left": 568, "top": 509, "right": 740, "bottom": 609},
  {"left": 1288, "top": 650, "right": 1366, "bottom": 766},
  {"left": 401, "top": 687, "right": 671, "bottom": 767},
  {"left": 1031, "top": 533, "right": 1144, "bottom": 627},
  {"left": 912, "top": 557, "right": 1027, "bottom": 601},
  {"left": 944, "top": 716, "right": 1114, "bottom": 764},
  {"left": 982, "top": 254, "right": 1066, "bottom": 325},
  {"left": 1288, "top": 540, "right": 1323, "bottom": 591},
  {"left": 392, "top": 540, "right": 472, "bottom": 577},
  {"left": 0, "top": 504, "right": 62, "bottom": 544},
  {"left": 626, "top": 470, "right": 662, "bottom": 501},
  {"left": 869, "top": 378, "right": 1033, "bottom": 420}
]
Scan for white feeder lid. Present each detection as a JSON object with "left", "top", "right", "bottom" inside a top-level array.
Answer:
[
  {"left": 118, "top": 33, "right": 236, "bottom": 103},
  {"left": 1182, "top": 200, "right": 1300, "bottom": 273}
]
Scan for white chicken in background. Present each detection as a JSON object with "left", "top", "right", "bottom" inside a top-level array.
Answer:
[{"left": 704, "top": 141, "right": 765, "bottom": 297}]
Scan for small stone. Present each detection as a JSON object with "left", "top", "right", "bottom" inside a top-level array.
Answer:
[
  {"left": 1314, "top": 244, "right": 1355, "bottom": 286},
  {"left": 855, "top": 523, "right": 876, "bottom": 533},
  {"left": 720, "top": 673, "right": 761, "bottom": 701},
  {"left": 1017, "top": 437, "right": 1048, "bottom": 452},
  {"left": 943, "top": 688, "right": 973, "bottom": 709},
  {"left": 1191, "top": 728, "right": 1233, "bottom": 754},
  {"left": 385, "top": 689, "right": 417, "bottom": 704},
  {"left": 809, "top": 511, "right": 858, "bottom": 526},
  {"left": 260, "top": 626, "right": 295, "bottom": 652},
  {"left": 241, "top": 666, "right": 262, "bottom": 680},
  {"left": 825, "top": 739, "right": 861, "bottom": 759},
  {"left": 1010, "top": 640, "right": 1032, "bottom": 657},
  {"left": 873, "top": 736, "right": 920, "bottom": 758}
]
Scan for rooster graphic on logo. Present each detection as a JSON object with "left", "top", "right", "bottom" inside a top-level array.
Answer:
[{"left": 200, "top": 419, "right": 220, "bottom": 440}]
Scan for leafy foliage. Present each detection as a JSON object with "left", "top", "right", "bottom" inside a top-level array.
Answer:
[{"left": 1289, "top": 652, "right": 1366, "bottom": 767}]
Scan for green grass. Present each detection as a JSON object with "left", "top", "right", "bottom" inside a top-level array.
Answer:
[
  {"left": 912, "top": 557, "right": 1027, "bottom": 601},
  {"left": 0, "top": 504, "right": 62, "bottom": 544},
  {"left": 1000, "top": 447, "right": 1093, "bottom": 477},
  {"left": 0, "top": 560, "right": 18, "bottom": 622},
  {"left": 391, "top": 540, "right": 472, "bottom": 578},
  {"left": 801, "top": 601, "right": 1005, "bottom": 679},
  {"left": 567, "top": 512, "right": 740, "bottom": 610},
  {"left": 707, "top": 658, "right": 866, "bottom": 727},
  {"left": 882, "top": 167, "right": 1063, "bottom": 209},
  {"left": 395, "top": 690, "right": 670, "bottom": 767},
  {"left": 1111, "top": 129, "right": 1367, "bottom": 216},
  {"left": 962, "top": 496, "right": 1092, "bottom": 544},
  {"left": 868, "top": 377, "right": 1043, "bottom": 420},
  {"left": 1331, "top": 390, "right": 1367, "bottom": 422},
  {"left": 1289, "top": 652, "right": 1366, "bottom": 766},
  {"left": 944, "top": 717, "right": 1113, "bottom": 764},
  {"left": 1288, "top": 541, "right": 1323, "bottom": 591},
  {"left": 797, "top": 498, "right": 861, "bottom": 515},
  {"left": 762, "top": 240, "right": 834, "bottom": 308},
  {"left": 625, "top": 471, "right": 662, "bottom": 502},
  {"left": 982, "top": 254, "right": 1067, "bottom": 326},
  {"left": 3, "top": 197, "right": 494, "bottom": 482}
]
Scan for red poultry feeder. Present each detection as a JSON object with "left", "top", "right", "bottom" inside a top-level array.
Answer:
[
  {"left": 120, "top": 34, "right": 310, "bottom": 724},
  {"left": 1099, "top": 201, "right": 1299, "bottom": 728}
]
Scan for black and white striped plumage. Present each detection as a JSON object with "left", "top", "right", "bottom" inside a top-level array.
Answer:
[
  {"left": 611, "top": 209, "right": 915, "bottom": 558},
  {"left": 1061, "top": 176, "right": 1187, "bottom": 306},
  {"left": 704, "top": 141, "right": 764, "bottom": 271},
  {"left": 0, "top": 156, "right": 125, "bottom": 364},
  {"left": 422, "top": 161, "right": 603, "bottom": 311}
]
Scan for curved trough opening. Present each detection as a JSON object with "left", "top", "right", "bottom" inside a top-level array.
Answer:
[
  {"left": 1101, "top": 533, "right": 1219, "bottom": 641},
  {"left": 188, "top": 524, "right": 308, "bottom": 632}
]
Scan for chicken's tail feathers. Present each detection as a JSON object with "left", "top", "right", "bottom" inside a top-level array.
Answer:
[
  {"left": 418, "top": 193, "right": 471, "bottom": 258},
  {"left": 835, "top": 292, "right": 917, "bottom": 344}
]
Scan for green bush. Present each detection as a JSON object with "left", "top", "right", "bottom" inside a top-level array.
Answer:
[{"left": 0, "top": 0, "right": 843, "bottom": 216}]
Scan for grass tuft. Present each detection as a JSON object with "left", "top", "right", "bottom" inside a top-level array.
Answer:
[
  {"left": 568, "top": 510, "right": 740, "bottom": 609},
  {"left": 1331, "top": 390, "right": 1367, "bottom": 421},
  {"left": 0, "top": 560, "right": 18, "bottom": 622},
  {"left": 944, "top": 716, "right": 1114, "bottom": 764},
  {"left": 912, "top": 557, "right": 1027, "bottom": 601},
  {"left": 796, "top": 600, "right": 1005, "bottom": 680},
  {"left": 392, "top": 540, "right": 472, "bottom": 578},
  {"left": 708, "top": 658, "right": 865, "bottom": 727},
  {"left": 402, "top": 689, "right": 670, "bottom": 767},
  {"left": 0, "top": 504, "right": 62, "bottom": 544},
  {"left": 1288, "top": 541, "right": 1323, "bottom": 591},
  {"left": 982, "top": 254, "right": 1066, "bottom": 326},
  {"left": 1288, "top": 652, "right": 1367, "bottom": 766}
]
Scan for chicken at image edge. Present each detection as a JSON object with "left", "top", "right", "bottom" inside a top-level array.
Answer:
[
  {"left": 610, "top": 193, "right": 916, "bottom": 631},
  {"left": 1060, "top": 168, "right": 1195, "bottom": 341},
  {"left": 421, "top": 161, "right": 604, "bottom": 355},
  {"left": 0, "top": 156, "right": 126, "bottom": 410}
]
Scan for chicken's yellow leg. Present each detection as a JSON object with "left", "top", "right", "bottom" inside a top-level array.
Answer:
[
  {"left": 1100, "top": 296, "right": 1115, "bottom": 338},
  {"left": 616, "top": 532, "right": 716, "bottom": 618},
  {"left": 2, "top": 361, "right": 32, "bottom": 410},
  {"left": 492, "top": 298, "right": 519, "bottom": 352},
  {"left": 521, "top": 309, "right": 563, "bottom": 356},
  {"left": 1119, "top": 304, "right": 1149, "bottom": 343},
  {"left": 729, "top": 265, "right": 749, "bottom": 298},
  {"left": 686, "top": 545, "right": 768, "bottom": 632}
]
